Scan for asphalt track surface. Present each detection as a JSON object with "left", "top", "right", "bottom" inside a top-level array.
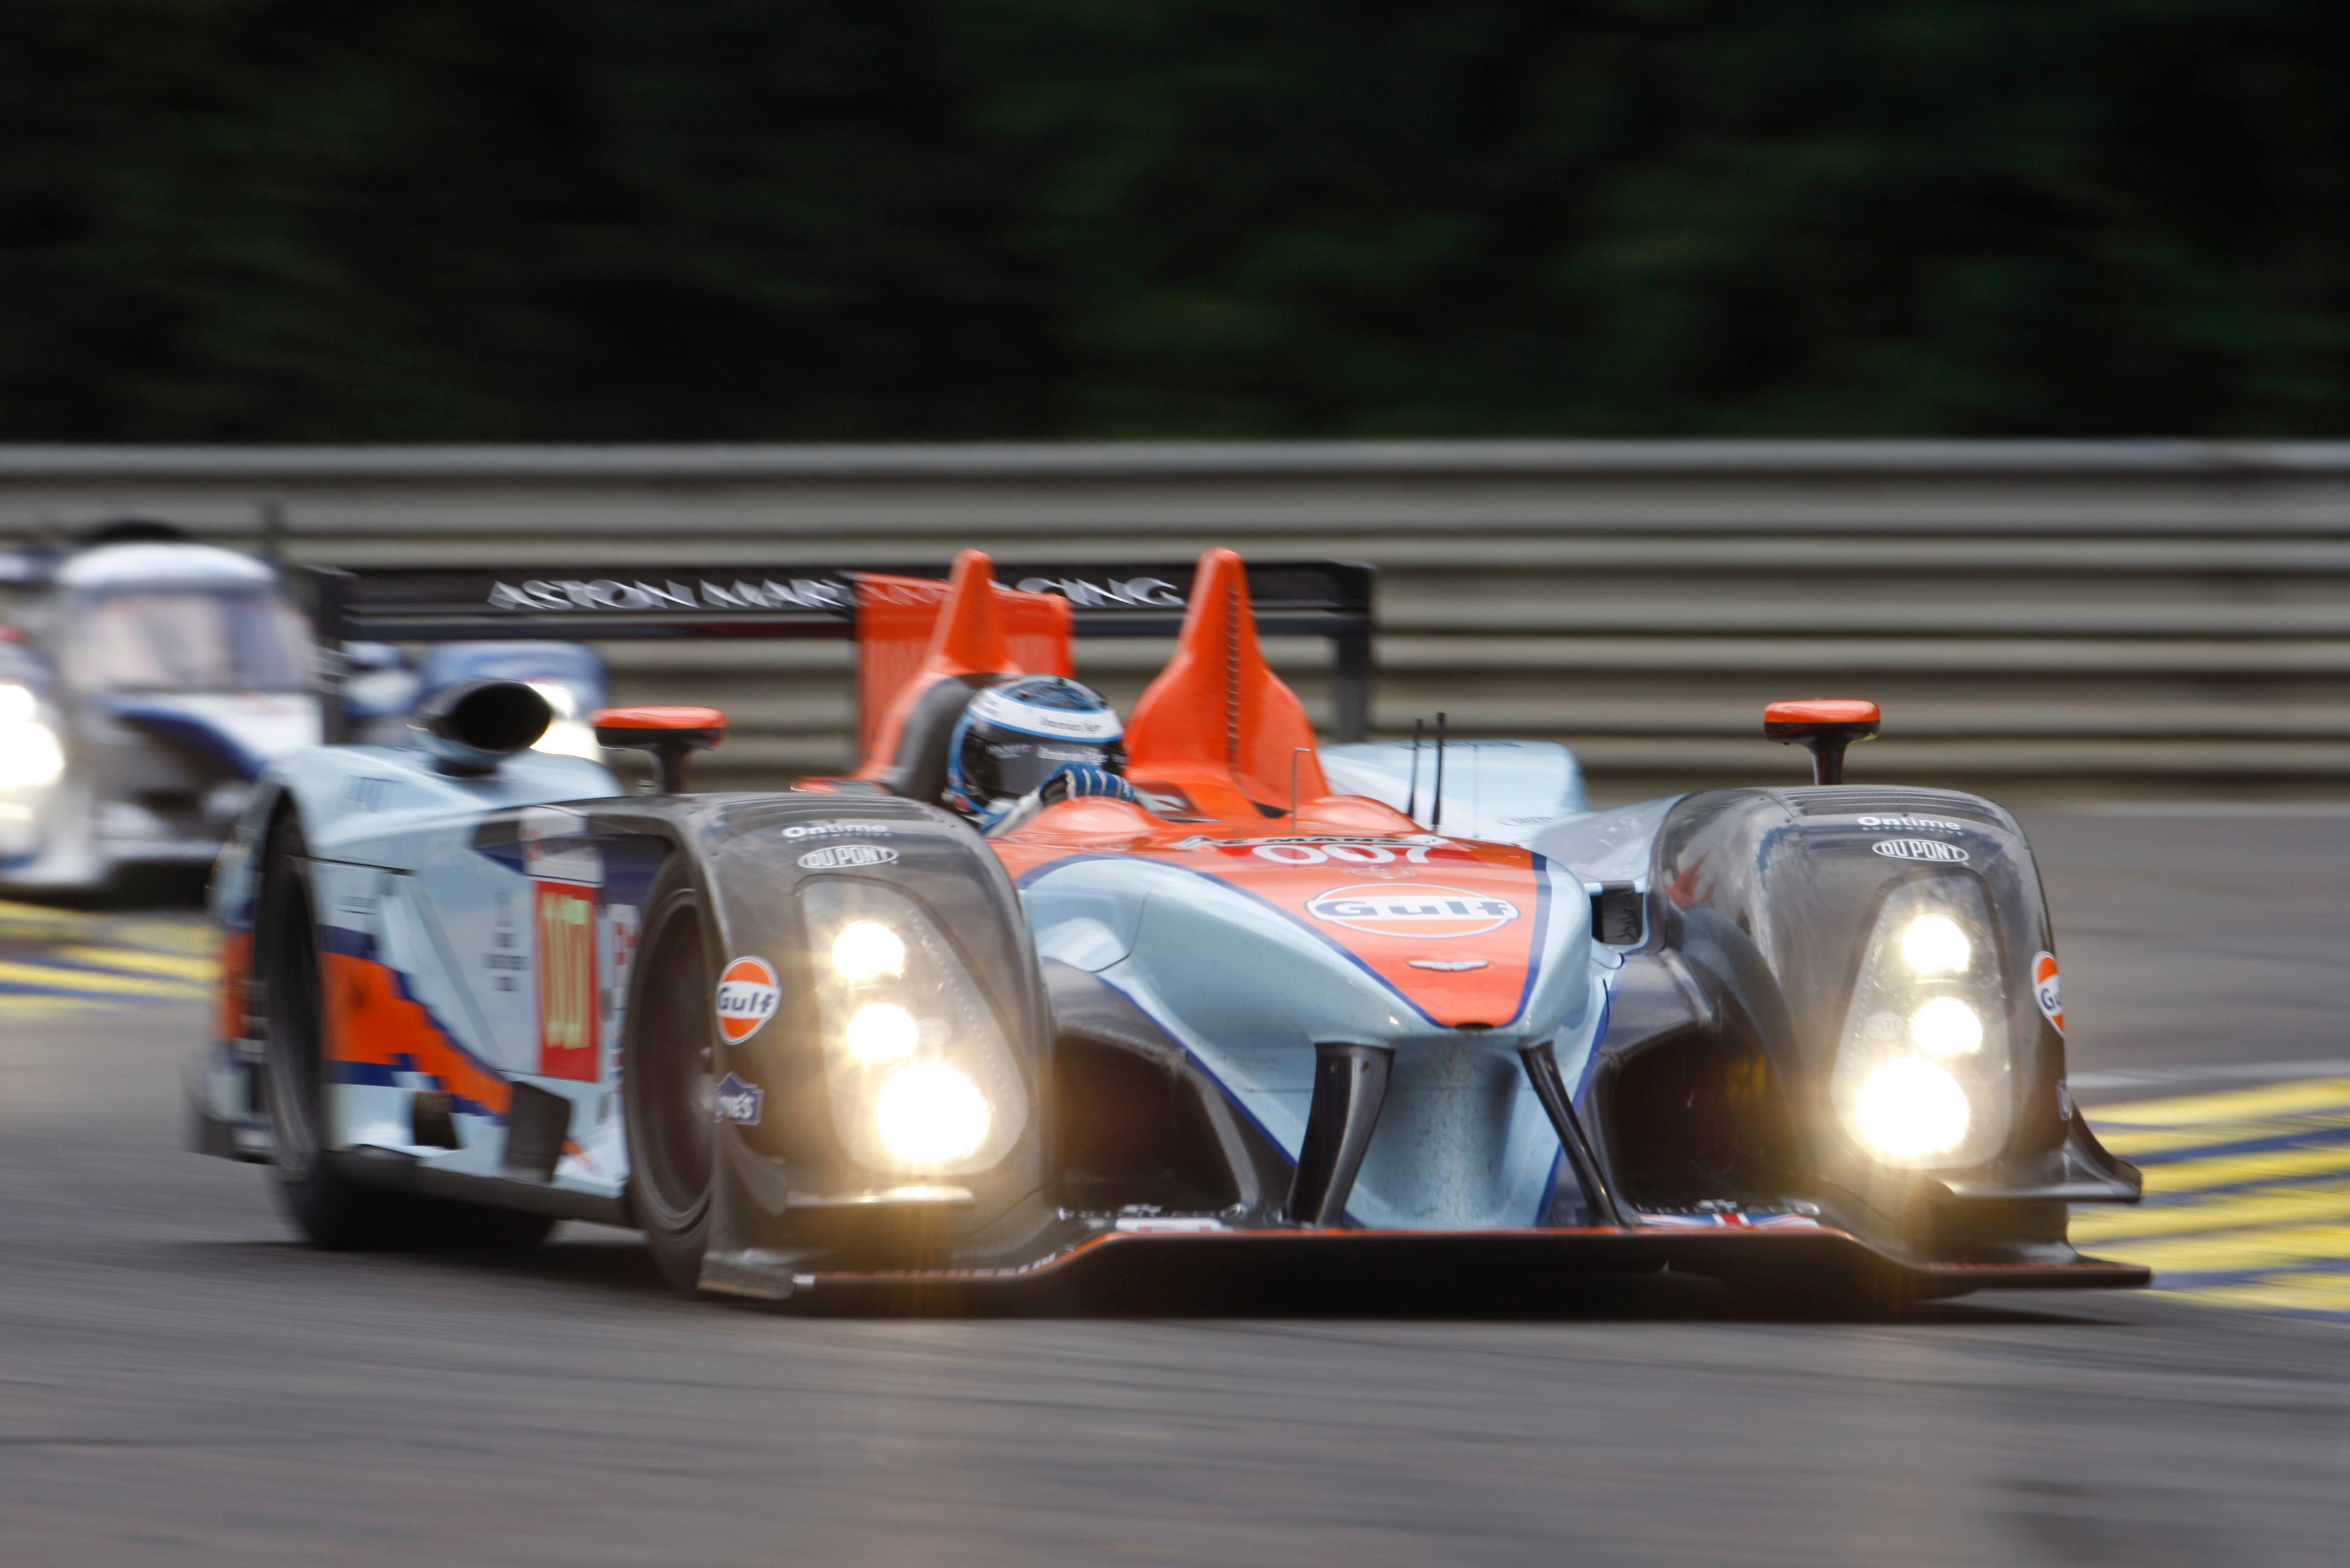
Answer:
[{"left": 5, "top": 808, "right": 2349, "bottom": 1566}]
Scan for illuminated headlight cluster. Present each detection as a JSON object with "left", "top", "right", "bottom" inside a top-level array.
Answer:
[
  {"left": 0, "top": 682, "right": 65, "bottom": 792},
  {"left": 801, "top": 880, "right": 1028, "bottom": 1176},
  {"left": 1831, "top": 879, "right": 2013, "bottom": 1168}
]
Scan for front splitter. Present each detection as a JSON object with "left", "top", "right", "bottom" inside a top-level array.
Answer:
[{"left": 715, "top": 1224, "right": 2150, "bottom": 1311}]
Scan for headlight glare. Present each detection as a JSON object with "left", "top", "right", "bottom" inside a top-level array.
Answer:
[
  {"left": 846, "top": 1001, "right": 919, "bottom": 1063},
  {"left": 1908, "top": 996, "right": 1983, "bottom": 1058},
  {"left": 832, "top": 920, "right": 906, "bottom": 983},
  {"left": 801, "top": 880, "right": 1028, "bottom": 1177},
  {"left": 1854, "top": 1059, "right": 1970, "bottom": 1158},
  {"left": 0, "top": 702, "right": 65, "bottom": 791},
  {"left": 1832, "top": 877, "right": 2012, "bottom": 1168},
  {"left": 1901, "top": 915, "right": 1971, "bottom": 975},
  {"left": 876, "top": 1063, "right": 991, "bottom": 1164}
]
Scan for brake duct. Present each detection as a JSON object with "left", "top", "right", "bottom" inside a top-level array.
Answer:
[{"left": 1285, "top": 1044, "right": 1394, "bottom": 1226}]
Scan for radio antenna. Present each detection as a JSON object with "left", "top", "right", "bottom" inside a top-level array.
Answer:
[
  {"left": 1290, "top": 746, "right": 1309, "bottom": 823},
  {"left": 1431, "top": 711, "right": 1448, "bottom": 831},
  {"left": 1405, "top": 718, "right": 1423, "bottom": 822}
]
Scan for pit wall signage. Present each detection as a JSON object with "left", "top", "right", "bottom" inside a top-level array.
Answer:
[
  {"left": 489, "top": 578, "right": 852, "bottom": 613},
  {"left": 481, "top": 573, "right": 1189, "bottom": 616}
]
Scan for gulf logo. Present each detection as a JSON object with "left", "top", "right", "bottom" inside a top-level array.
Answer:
[
  {"left": 2032, "top": 951, "right": 2064, "bottom": 1036},
  {"left": 714, "top": 956, "right": 781, "bottom": 1044},
  {"left": 1305, "top": 883, "right": 1520, "bottom": 940}
]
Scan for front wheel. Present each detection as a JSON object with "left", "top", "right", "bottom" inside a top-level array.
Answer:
[
  {"left": 258, "top": 810, "right": 552, "bottom": 1253},
  {"left": 622, "top": 863, "right": 719, "bottom": 1292}
]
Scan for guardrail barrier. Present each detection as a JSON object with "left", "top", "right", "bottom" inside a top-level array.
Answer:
[{"left": 6, "top": 441, "right": 2348, "bottom": 800}]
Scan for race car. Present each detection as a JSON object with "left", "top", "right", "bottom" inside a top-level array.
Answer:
[
  {"left": 1, "top": 523, "right": 319, "bottom": 890},
  {"left": 191, "top": 549, "right": 2146, "bottom": 1307}
]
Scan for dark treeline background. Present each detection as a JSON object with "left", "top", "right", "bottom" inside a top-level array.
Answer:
[{"left": 3, "top": 1, "right": 2345, "bottom": 441}]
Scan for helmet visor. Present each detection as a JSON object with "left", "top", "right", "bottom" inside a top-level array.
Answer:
[{"left": 966, "top": 736, "right": 1125, "bottom": 803}]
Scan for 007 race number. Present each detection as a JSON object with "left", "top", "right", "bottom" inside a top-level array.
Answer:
[{"left": 537, "top": 883, "right": 599, "bottom": 1079}]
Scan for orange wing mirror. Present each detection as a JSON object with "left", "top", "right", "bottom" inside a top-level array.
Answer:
[
  {"left": 1763, "top": 699, "right": 1879, "bottom": 786},
  {"left": 593, "top": 705, "right": 727, "bottom": 794}
]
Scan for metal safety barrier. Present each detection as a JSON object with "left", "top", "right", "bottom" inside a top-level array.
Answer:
[{"left": 6, "top": 440, "right": 2349, "bottom": 800}]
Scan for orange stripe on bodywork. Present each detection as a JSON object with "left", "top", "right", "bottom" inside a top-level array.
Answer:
[
  {"left": 322, "top": 951, "right": 512, "bottom": 1119},
  {"left": 216, "top": 929, "right": 252, "bottom": 1044},
  {"left": 1174, "top": 848, "right": 1541, "bottom": 1027},
  {"left": 995, "top": 801, "right": 1547, "bottom": 1028}
]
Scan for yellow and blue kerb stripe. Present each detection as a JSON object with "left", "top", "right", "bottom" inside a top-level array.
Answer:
[
  {"left": 2075, "top": 1075, "right": 2350, "bottom": 1319},
  {"left": 0, "top": 901, "right": 215, "bottom": 1019}
]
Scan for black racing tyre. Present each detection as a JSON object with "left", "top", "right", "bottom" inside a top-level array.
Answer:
[
  {"left": 622, "top": 861, "right": 719, "bottom": 1293},
  {"left": 256, "top": 810, "right": 553, "bottom": 1254}
]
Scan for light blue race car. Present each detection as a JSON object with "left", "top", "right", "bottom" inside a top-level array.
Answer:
[{"left": 191, "top": 549, "right": 2147, "bottom": 1310}]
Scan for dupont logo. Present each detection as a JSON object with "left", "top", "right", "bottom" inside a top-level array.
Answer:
[
  {"left": 714, "top": 956, "right": 780, "bottom": 1044},
  {"left": 797, "top": 843, "right": 898, "bottom": 870},
  {"left": 1305, "top": 883, "right": 1520, "bottom": 939},
  {"left": 1872, "top": 838, "right": 1969, "bottom": 863}
]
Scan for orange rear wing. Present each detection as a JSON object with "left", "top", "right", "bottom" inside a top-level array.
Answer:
[{"left": 308, "top": 558, "right": 1374, "bottom": 746}]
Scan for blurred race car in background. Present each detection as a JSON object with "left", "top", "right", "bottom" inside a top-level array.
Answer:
[
  {"left": 0, "top": 520, "right": 604, "bottom": 894},
  {"left": 0, "top": 523, "right": 318, "bottom": 891},
  {"left": 342, "top": 638, "right": 608, "bottom": 760},
  {"left": 191, "top": 548, "right": 2147, "bottom": 1308}
]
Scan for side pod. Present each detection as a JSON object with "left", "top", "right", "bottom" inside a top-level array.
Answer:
[
  {"left": 1630, "top": 785, "right": 2138, "bottom": 1264},
  {"left": 675, "top": 795, "right": 1062, "bottom": 1294}
]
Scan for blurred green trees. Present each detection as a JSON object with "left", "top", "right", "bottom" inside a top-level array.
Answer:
[{"left": 2, "top": 1, "right": 2345, "bottom": 439}]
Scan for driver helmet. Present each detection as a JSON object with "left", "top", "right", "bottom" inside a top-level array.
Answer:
[{"left": 945, "top": 675, "right": 1126, "bottom": 820}]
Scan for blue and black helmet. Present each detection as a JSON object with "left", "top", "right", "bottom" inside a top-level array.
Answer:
[{"left": 945, "top": 675, "right": 1125, "bottom": 815}]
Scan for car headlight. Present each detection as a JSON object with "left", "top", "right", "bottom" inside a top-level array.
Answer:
[
  {"left": 0, "top": 684, "right": 64, "bottom": 791},
  {"left": 832, "top": 921, "right": 906, "bottom": 983},
  {"left": 1908, "top": 996, "right": 1983, "bottom": 1059},
  {"left": 1900, "top": 914, "right": 1971, "bottom": 975},
  {"left": 876, "top": 1062, "right": 992, "bottom": 1165},
  {"left": 846, "top": 1001, "right": 919, "bottom": 1063},
  {"left": 801, "top": 880, "right": 1029, "bottom": 1176},
  {"left": 1853, "top": 1058, "right": 1971, "bottom": 1158},
  {"left": 1832, "top": 878, "right": 2012, "bottom": 1168}
]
